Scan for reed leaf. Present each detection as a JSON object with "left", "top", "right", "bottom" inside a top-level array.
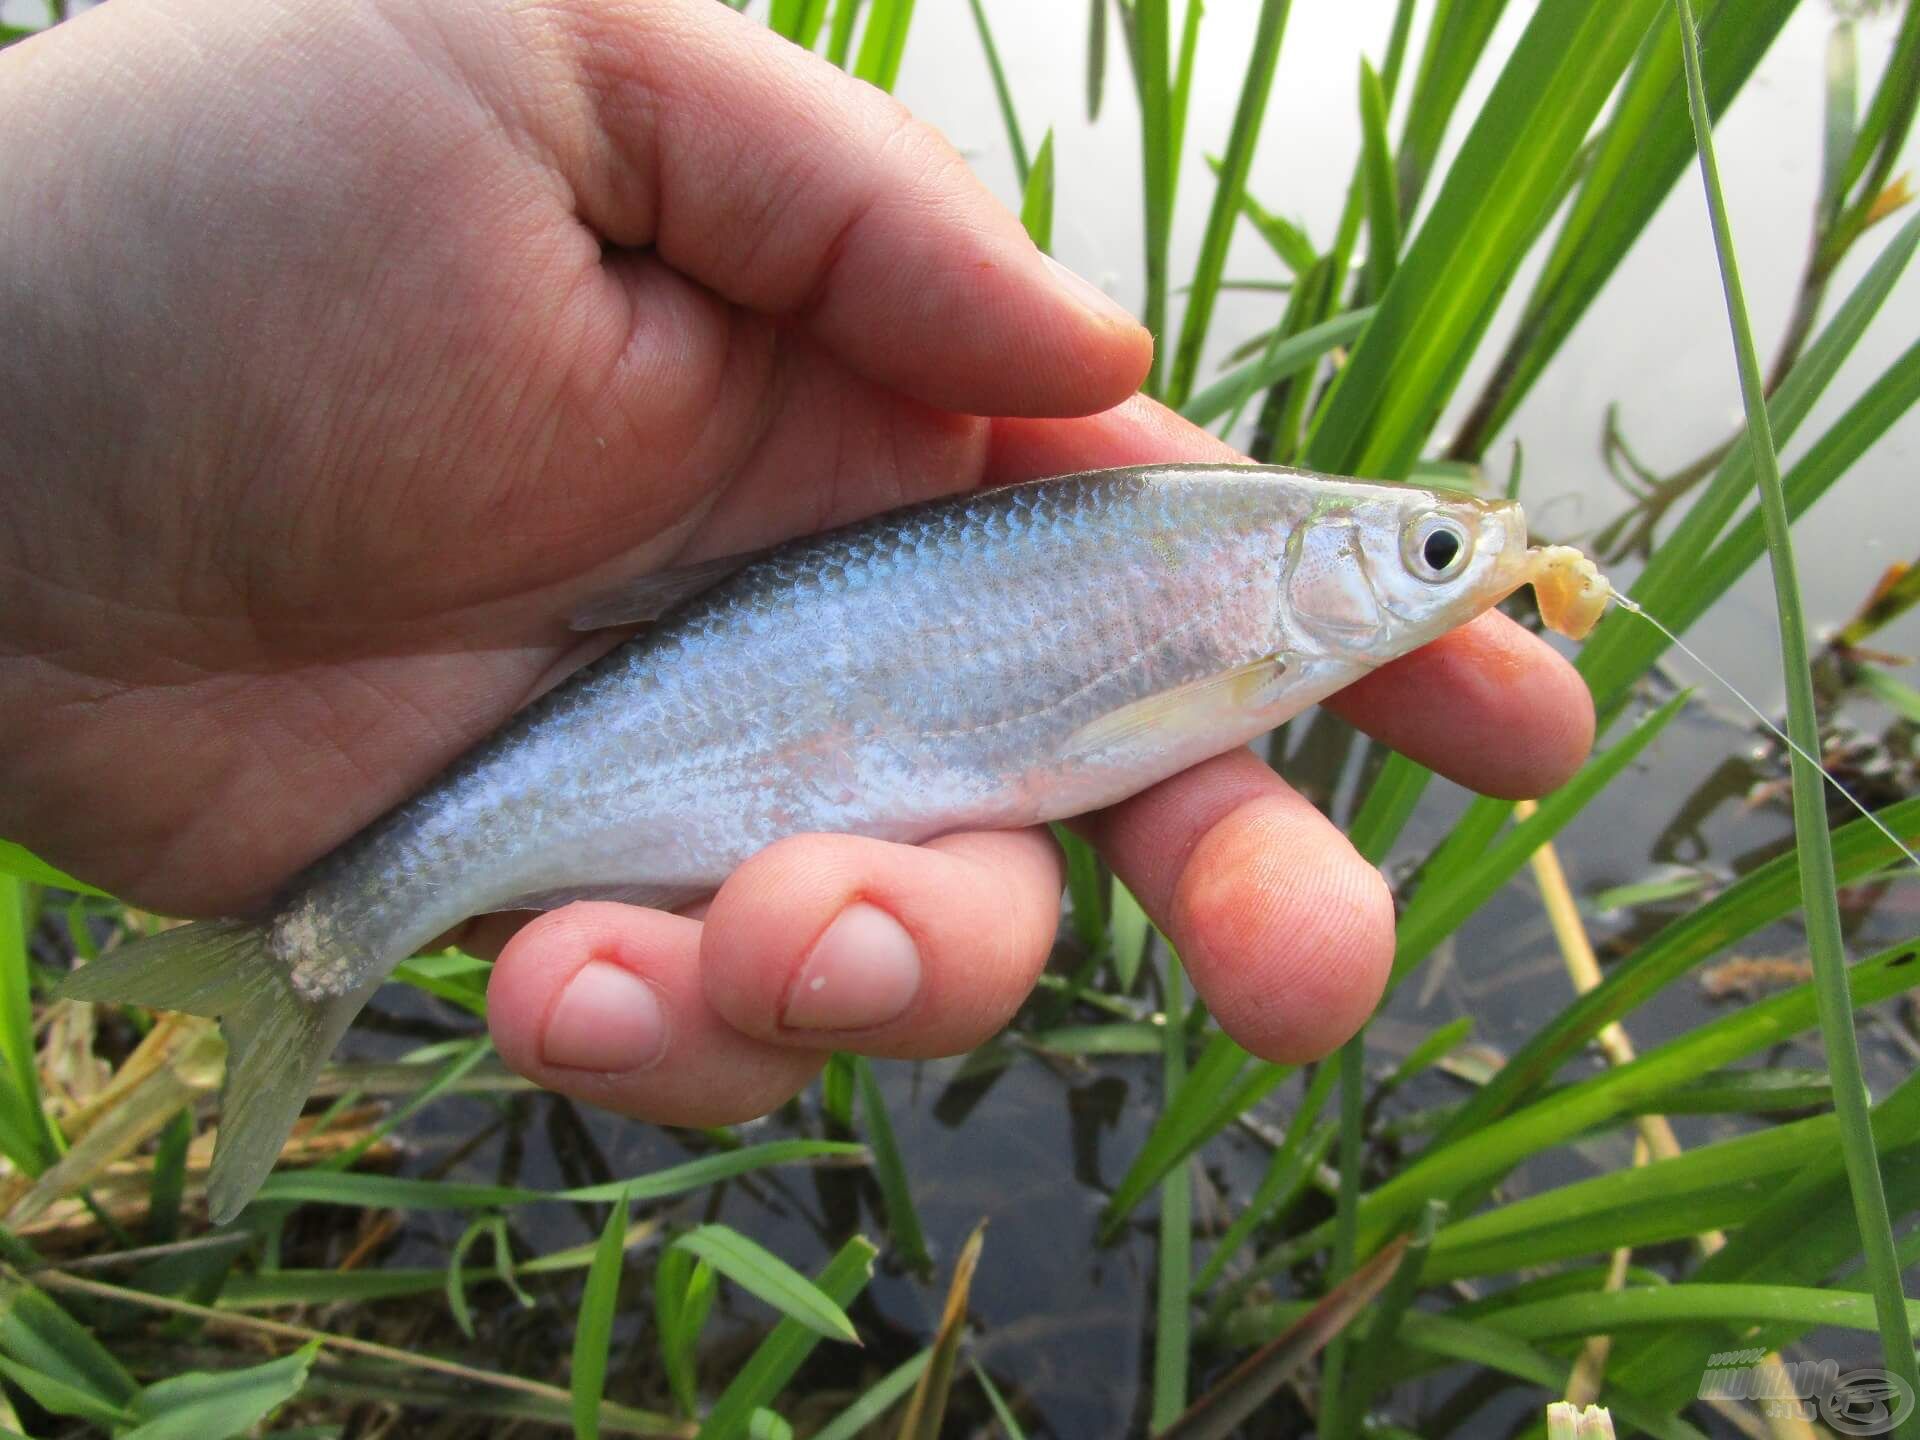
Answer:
[
  {"left": 1308, "top": 0, "right": 1661, "bottom": 480},
  {"left": 1450, "top": 0, "right": 1796, "bottom": 457},
  {"left": 1164, "top": 0, "right": 1292, "bottom": 407},
  {"left": 1672, "top": 0, "right": 1918, "bottom": 1403},
  {"left": 696, "top": 1237, "right": 877, "bottom": 1440}
]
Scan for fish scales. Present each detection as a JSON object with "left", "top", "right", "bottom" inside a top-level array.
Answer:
[{"left": 278, "top": 469, "right": 1307, "bottom": 991}]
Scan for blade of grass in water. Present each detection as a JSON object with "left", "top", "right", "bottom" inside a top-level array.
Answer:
[
  {"left": 809, "top": 1350, "right": 929, "bottom": 1440},
  {"left": 1151, "top": 947, "right": 1191, "bottom": 1430},
  {"left": 569, "top": 1192, "right": 629, "bottom": 1440},
  {"left": 1316, "top": 1035, "right": 1368, "bottom": 1439},
  {"left": 1672, "top": 0, "right": 1918, "bottom": 1409},
  {"left": 1164, "top": 0, "right": 1291, "bottom": 408},
  {"left": 673, "top": 1226, "right": 858, "bottom": 1344},
  {"left": 966, "top": 0, "right": 1029, "bottom": 186},
  {"left": 696, "top": 1237, "right": 877, "bottom": 1440},
  {"left": 256, "top": 1138, "right": 865, "bottom": 1210},
  {"left": 0, "top": 882, "right": 53, "bottom": 1174},
  {"left": 852, "top": 1056, "right": 928, "bottom": 1272},
  {"left": 1438, "top": 795, "right": 1920, "bottom": 1142}
]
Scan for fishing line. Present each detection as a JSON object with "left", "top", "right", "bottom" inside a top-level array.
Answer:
[{"left": 1608, "top": 593, "right": 1920, "bottom": 875}]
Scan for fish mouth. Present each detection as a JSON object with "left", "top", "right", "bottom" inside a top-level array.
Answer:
[{"left": 1483, "top": 499, "right": 1535, "bottom": 606}]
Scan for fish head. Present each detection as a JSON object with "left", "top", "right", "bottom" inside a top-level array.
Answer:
[{"left": 1283, "top": 487, "right": 1530, "bottom": 662}]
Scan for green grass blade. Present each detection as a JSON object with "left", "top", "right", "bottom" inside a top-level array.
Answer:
[
  {"left": 1151, "top": 948, "right": 1191, "bottom": 1429},
  {"left": 1439, "top": 796, "right": 1920, "bottom": 1141},
  {"left": 850, "top": 0, "right": 913, "bottom": 91},
  {"left": 1672, "top": 0, "right": 1918, "bottom": 1406},
  {"left": 654, "top": 1245, "right": 714, "bottom": 1416},
  {"left": 1178, "top": 308, "right": 1373, "bottom": 427},
  {"left": 1162, "top": 1235, "right": 1412, "bottom": 1440},
  {"left": 1317, "top": 1035, "right": 1368, "bottom": 1438},
  {"left": 1337, "top": 1201, "right": 1443, "bottom": 1430},
  {"left": 674, "top": 1225, "right": 858, "bottom": 1344},
  {"left": 1019, "top": 130, "right": 1054, "bottom": 255},
  {"left": 1109, "top": 878, "right": 1151, "bottom": 991},
  {"left": 1492, "top": 1282, "right": 1920, "bottom": 1342},
  {"left": 1196, "top": 1116, "right": 1336, "bottom": 1293},
  {"left": 0, "top": 1276, "right": 139, "bottom": 1408},
  {"left": 1380, "top": 937, "right": 1920, "bottom": 1256},
  {"left": 1085, "top": 0, "right": 1106, "bottom": 121},
  {"left": 1135, "top": 0, "right": 1172, "bottom": 396},
  {"left": 1357, "top": 60, "right": 1399, "bottom": 301},
  {"left": 0, "top": 1356, "right": 134, "bottom": 1427},
  {"left": 1165, "top": 0, "right": 1292, "bottom": 408},
  {"left": 1393, "top": 0, "right": 1511, "bottom": 217},
  {"left": 255, "top": 1138, "right": 865, "bottom": 1210},
  {"left": 1218, "top": 169, "right": 1319, "bottom": 274},
  {"left": 123, "top": 1343, "right": 318, "bottom": 1440},
  {"left": 1449, "top": 0, "right": 1795, "bottom": 456},
  {"left": 825, "top": 0, "right": 861, "bottom": 67},
  {"left": 1427, "top": 1039, "right": 1920, "bottom": 1280},
  {"left": 571, "top": 1191, "right": 630, "bottom": 1440},
  {"left": 1308, "top": 0, "right": 1662, "bottom": 479},
  {"left": 969, "top": 1358, "right": 1029, "bottom": 1440},
  {"left": 810, "top": 1350, "right": 929, "bottom": 1440},
  {"left": 1102, "top": 1029, "right": 1249, "bottom": 1235},
  {"left": 1056, "top": 827, "right": 1107, "bottom": 956},
  {"left": 696, "top": 1236, "right": 878, "bottom": 1440},
  {"left": 1832, "top": 0, "right": 1919, "bottom": 236},
  {"left": 852, "top": 1056, "right": 928, "bottom": 1272},
  {"left": 1389, "top": 693, "right": 1685, "bottom": 982},
  {"left": 0, "top": 882, "right": 52, "bottom": 1175},
  {"left": 0, "top": 841, "right": 106, "bottom": 897},
  {"left": 966, "top": 0, "right": 1029, "bottom": 185}
]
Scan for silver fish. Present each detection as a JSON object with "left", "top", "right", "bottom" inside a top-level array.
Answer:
[{"left": 61, "top": 463, "right": 1534, "bottom": 1220}]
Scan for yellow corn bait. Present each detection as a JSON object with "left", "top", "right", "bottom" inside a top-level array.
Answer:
[{"left": 1523, "top": 544, "right": 1613, "bottom": 641}]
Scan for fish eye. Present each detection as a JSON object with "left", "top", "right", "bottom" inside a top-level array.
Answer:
[{"left": 1404, "top": 515, "right": 1473, "bottom": 583}]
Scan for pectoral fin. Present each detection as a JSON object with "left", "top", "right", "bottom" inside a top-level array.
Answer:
[
  {"left": 1060, "top": 655, "right": 1292, "bottom": 761},
  {"left": 569, "top": 550, "right": 767, "bottom": 631}
]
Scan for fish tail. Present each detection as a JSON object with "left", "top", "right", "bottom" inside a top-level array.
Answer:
[{"left": 56, "top": 920, "right": 370, "bottom": 1224}]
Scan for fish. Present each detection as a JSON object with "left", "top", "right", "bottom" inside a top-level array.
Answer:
[{"left": 57, "top": 462, "right": 1563, "bottom": 1222}]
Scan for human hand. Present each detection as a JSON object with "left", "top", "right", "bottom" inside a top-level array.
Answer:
[{"left": 0, "top": 0, "right": 1593, "bottom": 1122}]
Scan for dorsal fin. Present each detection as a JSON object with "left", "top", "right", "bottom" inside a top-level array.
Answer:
[{"left": 568, "top": 550, "right": 766, "bottom": 631}]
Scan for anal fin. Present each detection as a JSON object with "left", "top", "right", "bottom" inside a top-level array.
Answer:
[{"left": 1061, "top": 655, "right": 1292, "bottom": 761}]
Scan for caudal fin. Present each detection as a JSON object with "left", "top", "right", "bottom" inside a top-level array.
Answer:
[{"left": 57, "top": 921, "right": 371, "bottom": 1224}]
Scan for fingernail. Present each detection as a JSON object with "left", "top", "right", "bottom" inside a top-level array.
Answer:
[
  {"left": 782, "top": 902, "right": 921, "bottom": 1032},
  {"left": 543, "top": 962, "right": 668, "bottom": 1072},
  {"left": 1043, "top": 253, "right": 1137, "bottom": 328}
]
